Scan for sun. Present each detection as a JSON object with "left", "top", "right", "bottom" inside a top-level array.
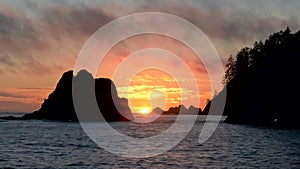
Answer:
[{"left": 140, "top": 107, "right": 151, "bottom": 115}]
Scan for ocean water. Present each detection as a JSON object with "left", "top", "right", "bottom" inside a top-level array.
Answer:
[{"left": 0, "top": 115, "right": 299, "bottom": 168}]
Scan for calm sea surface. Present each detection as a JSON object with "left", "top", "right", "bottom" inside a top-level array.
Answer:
[{"left": 0, "top": 114, "right": 299, "bottom": 168}]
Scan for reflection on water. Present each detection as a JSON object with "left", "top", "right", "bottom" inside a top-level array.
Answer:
[{"left": 0, "top": 115, "right": 299, "bottom": 168}]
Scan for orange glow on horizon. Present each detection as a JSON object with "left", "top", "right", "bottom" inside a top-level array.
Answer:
[
  {"left": 127, "top": 68, "right": 182, "bottom": 114},
  {"left": 140, "top": 107, "right": 151, "bottom": 115},
  {"left": 97, "top": 34, "right": 214, "bottom": 112}
]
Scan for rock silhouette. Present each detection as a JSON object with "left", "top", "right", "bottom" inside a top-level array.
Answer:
[
  {"left": 158, "top": 105, "right": 204, "bottom": 115},
  {"left": 4, "top": 70, "right": 133, "bottom": 122},
  {"left": 209, "top": 28, "right": 300, "bottom": 129},
  {"left": 188, "top": 105, "right": 206, "bottom": 115},
  {"left": 151, "top": 107, "right": 164, "bottom": 115}
]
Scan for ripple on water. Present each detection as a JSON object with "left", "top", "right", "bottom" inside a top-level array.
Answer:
[{"left": 0, "top": 116, "right": 299, "bottom": 168}]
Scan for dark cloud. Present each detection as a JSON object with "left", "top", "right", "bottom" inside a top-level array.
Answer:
[
  {"left": 0, "top": 91, "right": 29, "bottom": 99},
  {"left": 0, "top": 12, "right": 37, "bottom": 40},
  {"left": 0, "top": 1, "right": 115, "bottom": 75},
  {"left": 37, "top": 3, "right": 113, "bottom": 41},
  {"left": 0, "top": 0, "right": 299, "bottom": 76},
  {"left": 207, "top": 3, "right": 294, "bottom": 40},
  {"left": 22, "top": 55, "right": 65, "bottom": 76},
  {"left": 0, "top": 55, "right": 15, "bottom": 66},
  {"left": 130, "top": 0, "right": 300, "bottom": 58}
]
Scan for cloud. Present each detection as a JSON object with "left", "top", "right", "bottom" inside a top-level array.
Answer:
[
  {"left": 0, "top": 87, "right": 54, "bottom": 112},
  {"left": 0, "top": 11, "right": 37, "bottom": 41},
  {"left": 0, "top": 101, "right": 36, "bottom": 112},
  {"left": 0, "top": 91, "right": 29, "bottom": 99},
  {"left": 18, "top": 87, "right": 53, "bottom": 90},
  {"left": 140, "top": 0, "right": 300, "bottom": 60},
  {"left": 38, "top": 3, "right": 113, "bottom": 41},
  {"left": 0, "top": 55, "right": 15, "bottom": 66},
  {"left": 1, "top": 0, "right": 299, "bottom": 76},
  {"left": 0, "top": 1, "right": 115, "bottom": 76},
  {"left": 22, "top": 55, "right": 65, "bottom": 76}
]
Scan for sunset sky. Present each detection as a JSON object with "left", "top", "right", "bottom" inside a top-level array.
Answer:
[{"left": 0, "top": 0, "right": 299, "bottom": 113}]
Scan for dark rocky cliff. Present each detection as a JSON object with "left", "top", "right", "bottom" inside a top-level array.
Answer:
[{"left": 20, "top": 70, "right": 133, "bottom": 122}]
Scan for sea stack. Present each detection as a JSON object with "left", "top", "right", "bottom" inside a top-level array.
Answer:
[{"left": 22, "top": 70, "right": 133, "bottom": 122}]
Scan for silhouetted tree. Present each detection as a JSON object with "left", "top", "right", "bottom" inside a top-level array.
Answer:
[
  {"left": 236, "top": 47, "right": 250, "bottom": 77},
  {"left": 249, "top": 41, "right": 264, "bottom": 66},
  {"left": 224, "top": 55, "right": 236, "bottom": 83},
  {"left": 219, "top": 27, "right": 300, "bottom": 129},
  {"left": 224, "top": 27, "right": 292, "bottom": 84}
]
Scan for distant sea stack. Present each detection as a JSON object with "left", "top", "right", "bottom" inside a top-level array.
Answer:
[
  {"left": 209, "top": 28, "right": 300, "bottom": 129},
  {"left": 21, "top": 70, "right": 133, "bottom": 122},
  {"left": 153, "top": 105, "right": 204, "bottom": 115}
]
